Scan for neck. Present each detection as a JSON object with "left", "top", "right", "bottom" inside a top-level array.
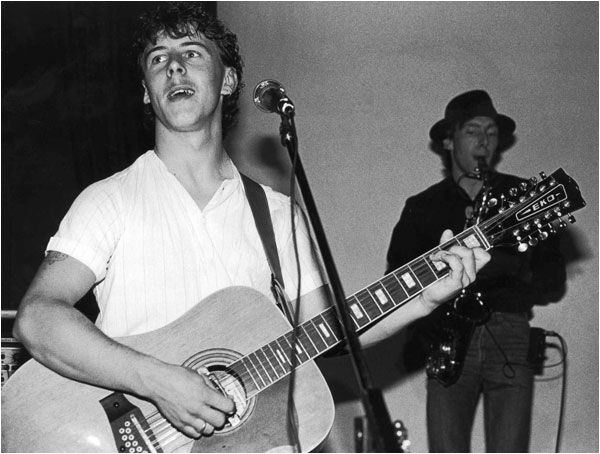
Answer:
[
  {"left": 454, "top": 171, "right": 484, "bottom": 200},
  {"left": 154, "top": 126, "right": 233, "bottom": 190}
]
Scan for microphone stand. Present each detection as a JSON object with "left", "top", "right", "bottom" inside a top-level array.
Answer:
[{"left": 277, "top": 111, "right": 402, "bottom": 453}]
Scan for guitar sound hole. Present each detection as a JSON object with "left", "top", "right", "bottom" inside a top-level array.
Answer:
[{"left": 183, "top": 348, "right": 256, "bottom": 434}]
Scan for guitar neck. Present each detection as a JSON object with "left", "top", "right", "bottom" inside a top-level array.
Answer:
[{"left": 227, "top": 225, "right": 491, "bottom": 398}]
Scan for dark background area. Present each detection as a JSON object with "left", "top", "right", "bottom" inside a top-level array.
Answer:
[{"left": 1, "top": 2, "right": 216, "bottom": 318}]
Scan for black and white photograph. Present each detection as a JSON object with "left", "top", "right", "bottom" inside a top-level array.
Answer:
[{"left": 2, "top": 2, "right": 597, "bottom": 453}]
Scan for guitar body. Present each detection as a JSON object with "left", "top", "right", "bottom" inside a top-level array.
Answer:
[{"left": 1, "top": 287, "right": 334, "bottom": 453}]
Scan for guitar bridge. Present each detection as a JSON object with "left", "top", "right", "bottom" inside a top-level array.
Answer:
[{"left": 100, "top": 392, "right": 163, "bottom": 453}]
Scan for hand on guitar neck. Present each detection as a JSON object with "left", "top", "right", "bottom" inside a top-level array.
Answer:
[
  {"left": 359, "top": 228, "right": 490, "bottom": 349},
  {"left": 420, "top": 229, "right": 490, "bottom": 312}
]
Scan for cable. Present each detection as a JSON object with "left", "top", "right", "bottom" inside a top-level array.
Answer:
[
  {"left": 285, "top": 138, "right": 302, "bottom": 452},
  {"left": 543, "top": 330, "right": 567, "bottom": 453},
  {"left": 485, "top": 325, "right": 567, "bottom": 452},
  {"left": 483, "top": 324, "right": 516, "bottom": 378}
]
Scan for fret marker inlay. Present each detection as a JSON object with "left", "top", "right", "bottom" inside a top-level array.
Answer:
[
  {"left": 401, "top": 272, "right": 417, "bottom": 288},
  {"left": 276, "top": 349, "right": 288, "bottom": 365},
  {"left": 463, "top": 234, "right": 481, "bottom": 248},
  {"left": 432, "top": 259, "right": 447, "bottom": 271},
  {"left": 350, "top": 304, "right": 364, "bottom": 319},
  {"left": 318, "top": 323, "right": 331, "bottom": 338},
  {"left": 374, "top": 289, "right": 389, "bottom": 305}
]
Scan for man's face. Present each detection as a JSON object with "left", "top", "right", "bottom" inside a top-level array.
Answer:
[
  {"left": 141, "top": 30, "right": 236, "bottom": 133},
  {"left": 444, "top": 116, "right": 499, "bottom": 177}
]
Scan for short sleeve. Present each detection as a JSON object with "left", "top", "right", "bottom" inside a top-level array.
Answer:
[{"left": 46, "top": 179, "right": 123, "bottom": 282}]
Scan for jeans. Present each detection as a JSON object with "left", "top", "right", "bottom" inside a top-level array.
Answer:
[{"left": 426, "top": 312, "right": 534, "bottom": 452}]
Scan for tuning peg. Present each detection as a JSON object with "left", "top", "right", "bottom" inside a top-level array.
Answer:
[
  {"left": 539, "top": 171, "right": 547, "bottom": 179},
  {"left": 568, "top": 214, "right": 576, "bottom": 224},
  {"left": 487, "top": 198, "right": 498, "bottom": 208},
  {"left": 528, "top": 237, "right": 539, "bottom": 247},
  {"left": 529, "top": 177, "right": 538, "bottom": 185},
  {"left": 509, "top": 187, "right": 518, "bottom": 197},
  {"left": 518, "top": 242, "right": 529, "bottom": 252},
  {"left": 539, "top": 231, "right": 549, "bottom": 240},
  {"left": 563, "top": 201, "right": 572, "bottom": 209},
  {"left": 558, "top": 219, "right": 567, "bottom": 229},
  {"left": 519, "top": 182, "right": 529, "bottom": 192}
]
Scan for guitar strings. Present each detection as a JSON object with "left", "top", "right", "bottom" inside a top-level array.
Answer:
[
  {"left": 208, "top": 244, "right": 462, "bottom": 401},
  {"left": 143, "top": 216, "right": 510, "bottom": 449},
  {"left": 137, "top": 310, "right": 350, "bottom": 448},
  {"left": 142, "top": 411, "right": 185, "bottom": 451},
  {"left": 211, "top": 251, "right": 457, "bottom": 398},
  {"left": 137, "top": 190, "right": 539, "bottom": 450},
  {"left": 136, "top": 341, "right": 317, "bottom": 450},
  {"left": 143, "top": 242, "right": 493, "bottom": 450}
]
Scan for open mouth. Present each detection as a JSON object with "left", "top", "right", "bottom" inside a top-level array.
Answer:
[{"left": 168, "top": 87, "right": 195, "bottom": 100}]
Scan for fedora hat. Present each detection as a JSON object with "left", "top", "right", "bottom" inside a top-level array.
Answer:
[{"left": 429, "top": 90, "right": 516, "bottom": 146}]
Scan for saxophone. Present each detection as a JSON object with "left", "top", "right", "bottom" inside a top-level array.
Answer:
[{"left": 425, "top": 157, "right": 492, "bottom": 386}]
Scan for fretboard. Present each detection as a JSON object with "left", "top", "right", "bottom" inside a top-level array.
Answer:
[{"left": 226, "top": 225, "right": 490, "bottom": 398}]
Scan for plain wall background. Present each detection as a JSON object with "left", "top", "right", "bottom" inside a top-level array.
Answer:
[{"left": 219, "top": 2, "right": 598, "bottom": 452}]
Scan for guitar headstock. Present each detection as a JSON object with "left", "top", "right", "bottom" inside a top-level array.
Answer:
[{"left": 478, "top": 169, "right": 586, "bottom": 252}]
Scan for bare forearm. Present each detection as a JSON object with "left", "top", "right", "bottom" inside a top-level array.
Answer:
[
  {"left": 14, "top": 296, "right": 162, "bottom": 398},
  {"left": 361, "top": 231, "right": 490, "bottom": 348},
  {"left": 358, "top": 293, "right": 434, "bottom": 348},
  {"left": 299, "top": 285, "right": 434, "bottom": 350},
  {"left": 13, "top": 252, "right": 235, "bottom": 437}
]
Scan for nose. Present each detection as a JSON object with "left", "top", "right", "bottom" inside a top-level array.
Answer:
[
  {"left": 477, "top": 131, "right": 489, "bottom": 147},
  {"left": 167, "top": 55, "right": 186, "bottom": 77},
  {"left": 481, "top": 131, "right": 489, "bottom": 143}
]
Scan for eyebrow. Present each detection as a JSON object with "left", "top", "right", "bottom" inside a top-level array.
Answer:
[{"left": 144, "top": 40, "right": 210, "bottom": 62}]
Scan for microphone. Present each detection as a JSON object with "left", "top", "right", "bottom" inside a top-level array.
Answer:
[{"left": 253, "top": 80, "right": 295, "bottom": 115}]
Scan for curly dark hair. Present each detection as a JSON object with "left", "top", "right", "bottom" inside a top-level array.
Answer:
[{"left": 132, "top": 2, "right": 244, "bottom": 138}]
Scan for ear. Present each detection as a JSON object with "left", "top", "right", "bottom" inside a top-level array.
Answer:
[
  {"left": 142, "top": 81, "right": 151, "bottom": 105},
  {"left": 442, "top": 137, "right": 454, "bottom": 152},
  {"left": 221, "top": 67, "right": 238, "bottom": 96}
]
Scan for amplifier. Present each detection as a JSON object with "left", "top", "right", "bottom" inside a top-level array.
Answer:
[{"left": 2, "top": 310, "right": 30, "bottom": 387}]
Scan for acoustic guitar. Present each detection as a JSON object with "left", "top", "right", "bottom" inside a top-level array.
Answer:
[{"left": 1, "top": 168, "right": 585, "bottom": 453}]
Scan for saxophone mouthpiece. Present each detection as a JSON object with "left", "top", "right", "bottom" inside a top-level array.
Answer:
[{"left": 474, "top": 157, "right": 489, "bottom": 179}]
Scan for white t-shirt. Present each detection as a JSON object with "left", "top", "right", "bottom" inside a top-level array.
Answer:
[{"left": 47, "top": 150, "right": 324, "bottom": 337}]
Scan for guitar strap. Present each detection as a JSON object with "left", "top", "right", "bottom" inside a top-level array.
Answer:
[{"left": 240, "top": 173, "right": 295, "bottom": 324}]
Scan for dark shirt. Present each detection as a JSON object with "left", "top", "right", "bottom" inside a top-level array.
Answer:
[{"left": 386, "top": 171, "right": 566, "bottom": 313}]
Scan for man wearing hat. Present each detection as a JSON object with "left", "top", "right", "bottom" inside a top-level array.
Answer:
[{"left": 385, "top": 90, "right": 565, "bottom": 452}]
